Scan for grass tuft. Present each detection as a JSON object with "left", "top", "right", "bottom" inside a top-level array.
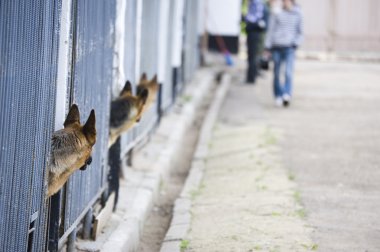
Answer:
[
  {"left": 293, "top": 191, "right": 301, "bottom": 204},
  {"left": 180, "top": 240, "right": 190, "bottom": 251},
  {"left": 296, "top": 208, "right": 307, "bottom": 218},
  {"left": 288, "top": 172, "right": 295, "bottom": 181}
]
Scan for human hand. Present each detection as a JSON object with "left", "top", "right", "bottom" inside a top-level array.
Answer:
[{"left": 263, "top": 50, "right": 271, "bottom": 59}]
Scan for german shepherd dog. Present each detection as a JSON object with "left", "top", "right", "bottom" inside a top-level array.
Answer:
[
  {"left": 136, "top": 73, "right": 159, "bottom": 114},
  {"left": 108, "top": 81, "right": 149, "bottom": 147},
  {"left": 48, "top": 104, "right": 96, "bottom": 197}
]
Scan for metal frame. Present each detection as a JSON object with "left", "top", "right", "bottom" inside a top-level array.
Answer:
[{"left": 0, "top": 0, "right": 202, "bottom": 251}]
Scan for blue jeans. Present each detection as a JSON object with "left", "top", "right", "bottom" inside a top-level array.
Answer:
[{"left": 272, "top": 47, "right": 295, "bottom": 98}]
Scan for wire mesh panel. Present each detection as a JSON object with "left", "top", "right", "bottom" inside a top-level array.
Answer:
[
  {"left": 60, "top": 0, "right": 115, "bottom": 241},
  {"left": 0, "top": 0, "right": 61, "bottom": 251}
]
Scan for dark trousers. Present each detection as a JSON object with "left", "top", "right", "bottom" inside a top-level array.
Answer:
[{"left": 246, "top": 30, "right": 262, "bottom": 83}]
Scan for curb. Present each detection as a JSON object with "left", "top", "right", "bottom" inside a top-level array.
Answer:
[
  {"left": 160, "top": 73, "right": 231, "bottom": 252},
  {"left": 77, "top": 69, "right": 217, "bottom": 252}
]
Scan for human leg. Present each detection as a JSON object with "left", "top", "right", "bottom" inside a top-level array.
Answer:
[
  {"left": 272, "top": 49, "right": 283, "bottom": 98},
  {"left": 284, "top": 48, "right": 295, "bottom": 96},
  {"left": 246, "top": 30, "right": 260, "bottom": 83},
  {"left": 246, "top": 31, "right": 255, "bottom": 83}
]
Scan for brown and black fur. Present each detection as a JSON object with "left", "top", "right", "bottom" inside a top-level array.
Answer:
[
  {"left": 136, "top": 73, "right": 159, "bottom": 114},
  {"left": 109, "top": 81, "right": 149, "bottom": 147},
  {"left": 48, "top": 104, "right": 96, "bottom": 197}
]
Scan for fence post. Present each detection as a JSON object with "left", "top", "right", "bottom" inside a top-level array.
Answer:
[
  {"left": 67, "top": 227, "right": 77, "bottom": 252},
  {"left": 82, "top": 208, "right": 93, "bottom": 240}
]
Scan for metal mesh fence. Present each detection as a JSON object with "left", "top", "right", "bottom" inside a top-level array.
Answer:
[
  {"left": 0, "top": 0, "right": 61, "bottom": 251},
  {"left": 0, "top": 0, "right": 201, "bottom": 250},
  {"left": 61, "top": 0, "right": 115, "bottom": 240}
]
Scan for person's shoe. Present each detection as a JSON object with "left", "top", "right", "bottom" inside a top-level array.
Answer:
[
  {"left": 282, "top": 94, "right": 291, "bottom": 107},
  {"left": 275, "top": 97, "right": 283, "bottom": 107}
]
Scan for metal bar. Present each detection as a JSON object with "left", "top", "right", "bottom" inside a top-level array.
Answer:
[
  {"left": 126, "top": 148, "right": 134, "bottom": 167},
  {"left": 157, "top": 83, "right": 163, "bottom": 124},
  {"left": 172, "top": 67, "right": 179, "bottom": 104},
  {"left": 82, "top": 208, "right": 93, "bottom": 240},
  {"left": 57, "top": 185, "right": 107, "bottom": 249},
  {"left": 66, "top": 227, "right": 77, "bottom": 252},
  {"left": 48, "top": 192, "right": 62, "bottom": 252}
]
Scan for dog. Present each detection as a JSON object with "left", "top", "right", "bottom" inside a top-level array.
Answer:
[
  {"left": 48, "top": 104, "right": 96, "bottom": 197},
  {"left": 136, "top": 73, "right": 159, "bottom": 114},
  {"left": 108, "top": 80, "right": 149, "bottom": 147}
]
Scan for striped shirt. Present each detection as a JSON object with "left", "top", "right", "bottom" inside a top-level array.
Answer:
[{"left": 265, "top": 6, "right": 303, "bottom": 49}]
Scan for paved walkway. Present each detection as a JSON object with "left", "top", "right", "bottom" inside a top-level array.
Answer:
[{"left": 185, "top": 60, "right": 380, "bottom": 252}]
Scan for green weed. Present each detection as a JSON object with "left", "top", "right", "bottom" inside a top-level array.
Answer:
[{"left": 180, "top": 240, "right": 190, "bottom": 251}]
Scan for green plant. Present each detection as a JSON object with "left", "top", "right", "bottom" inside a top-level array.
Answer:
[
  {"left": 288, "top": 172, "right": 295, "bottom": 181},
  {"left": 296, "top": 208, "right": 306, "bottom": 219},
  {"left": 301, "top": 243, "right": 318, "bottom": 250},
  {"left": 159, "top": 180, "right": 165, "bottom": 191},
  {"left": 310, "top": 244, "right": 318, "bottom": 251},
  {"left": 311, "top": 244, "right": 318, "bottom": 250},
  {"left": 263, "top": 127, "right": 277, "bottom": 145},
  {"left": 293, "top": 191, "right": 301, "bottom": 204},
  {"left": 182, "top": 95, "right": 192, "bottom": 103},
  {"left": 253, "top": 245, "right": 262, "bottom": 250},
  {"left": 180, "top": 240, "right": 190, "bottom": 251},
  {"left": 190, "top": 189, "right": 200, "bottom": 200}
]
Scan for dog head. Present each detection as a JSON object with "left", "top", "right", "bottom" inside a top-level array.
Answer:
[
  {"left": 48, "top": 105, "right": 97, "bottom": 197},
  {"left": 136, "top": 73, "right": 159, "bottom": 103},
  {"left": 119, "top": 80, "right": 148, "bottom": 123},
  {"left": 60, "top": 104, "right": 96, "bottom": 171}
]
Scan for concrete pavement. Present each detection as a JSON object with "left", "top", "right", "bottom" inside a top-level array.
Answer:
[{"left": 178, "top": 59, "right": 380, "bottom": 252}]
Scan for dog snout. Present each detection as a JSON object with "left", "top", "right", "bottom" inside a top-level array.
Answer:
[
  {"left": 86, "top": 156, "right": 92, "bottom": 165},
  {"left": 80, "top": 156, "right": 92, "bottom": 171}
]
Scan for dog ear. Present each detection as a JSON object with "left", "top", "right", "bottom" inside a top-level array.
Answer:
[
  {"left": 140, "top": 72, "right": 147, "bottom": 82},
  {"left": 120, "top": 80, "right": 132, "bottom": 96},
  {"left": 150, "top": 74, "right": 157, "bottom": 83},
  {"left": 64, "top": 104, "right": 80, "bottom": 128},
  {"left": 138, "top": 89, "right": 149, "bottom": 105},
  {"left": 83, "top": 109, "right": 96, "bottom": 145}
]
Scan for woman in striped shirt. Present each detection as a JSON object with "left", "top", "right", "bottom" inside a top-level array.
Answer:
[{"left": 264, "top": 0, "right": 303, "bottom": 107}]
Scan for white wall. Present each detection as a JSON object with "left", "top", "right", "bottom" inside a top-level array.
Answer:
[
  {"left": 157, "top": 0, "right": 171, "bottom": 83},
  {"left": 54, "top": 0, "right": 72, "bottom": 130},
  {"left": 206, "top": 0, "right": 242, "bottom": 36},
  {"left": 171, "top": 0, "right": 185, "bottom": 67}
]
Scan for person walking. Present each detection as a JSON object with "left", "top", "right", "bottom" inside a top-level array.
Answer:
[
  {"left": 264, "top": 0, "right": 303, "bottom": 107},
  {"left": 245, "top": 0, "right": 268, "bottom": 84}
]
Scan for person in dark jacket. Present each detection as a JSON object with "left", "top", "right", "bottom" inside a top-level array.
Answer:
[
  {"left": 245, "top": 0, "right": 269, "bottom": 84},
  {"left": 264, "top": 0, "right": 303, "bottom": 107}
]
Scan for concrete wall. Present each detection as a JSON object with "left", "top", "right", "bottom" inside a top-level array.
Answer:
[{"left": 297, "top": 0, "right": 380, "bottom": 52}]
